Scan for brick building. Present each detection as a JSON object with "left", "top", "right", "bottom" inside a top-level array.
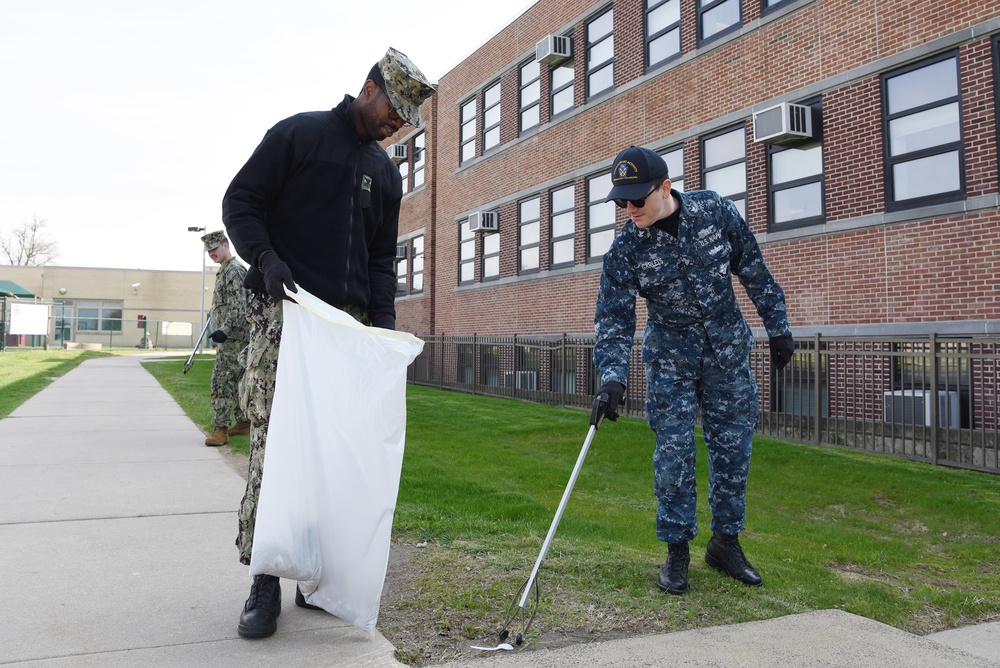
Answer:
[{"left": 388, "top": 0, "right": 1000, "bottom": 344}]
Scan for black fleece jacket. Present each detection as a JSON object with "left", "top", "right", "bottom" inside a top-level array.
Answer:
[{"left": 221, "top": 95, "right": 402, "bottom": 322}]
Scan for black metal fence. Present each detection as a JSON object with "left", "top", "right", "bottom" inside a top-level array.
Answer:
[{"left": 407, "top": 333, "right": 1000, "bottom": 475}]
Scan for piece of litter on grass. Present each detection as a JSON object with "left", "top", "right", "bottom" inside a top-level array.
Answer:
[{"left": 471, "top": 643, "right": 514, "bottom": 652}]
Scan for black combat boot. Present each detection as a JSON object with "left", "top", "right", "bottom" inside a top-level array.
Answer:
[
  {"left": 237, "top": 574, "right": 281, "bottom": 638},
  {"left": 705, "top": 532, "right": 762, "bottom": 587},
  {"left": 295, "top": 585, "right": 322, "bottom": 610},
  {"left": 656, "top": 541, "right": 690, "bottom": 595}
]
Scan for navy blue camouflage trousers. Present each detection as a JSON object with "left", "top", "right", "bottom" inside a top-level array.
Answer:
[{"left": 643, "top": 327, "right": 759, "bottom": 545}]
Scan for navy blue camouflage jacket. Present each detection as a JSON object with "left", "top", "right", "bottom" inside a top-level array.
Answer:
[{"left": 594, "top": 189, "right": 790, "bottom": 385}]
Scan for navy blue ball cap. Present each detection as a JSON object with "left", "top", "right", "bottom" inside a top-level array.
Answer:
[{"left": 605, "top": 146, "right": 669, "bottom": 202}]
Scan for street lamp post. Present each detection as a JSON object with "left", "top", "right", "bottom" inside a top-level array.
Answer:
[{"left": 187, "top": 226, "right": 207, "bottom": 353}]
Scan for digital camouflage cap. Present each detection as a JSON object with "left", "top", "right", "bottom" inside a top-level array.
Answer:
[
  {"left": 377, "top": 47, "right": 435, "bottom": 127},
  {"left": 201, "top": 230, "right": 226, "bottom": 251}
]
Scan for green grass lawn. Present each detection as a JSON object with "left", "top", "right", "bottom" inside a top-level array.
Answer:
[
  {"left": 137, "top": 353, "right": 1000, "bottom": 644},
  {"left": 9, "top": 348, "right": 991, "bottom": 650}
]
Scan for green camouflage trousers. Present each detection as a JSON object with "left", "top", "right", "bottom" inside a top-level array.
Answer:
[
  {"left": 236, "top": 291, "right": 369, "bottom": 565},
  {"left": 211, "top": 340, "right": 247, "bottom": 427}
]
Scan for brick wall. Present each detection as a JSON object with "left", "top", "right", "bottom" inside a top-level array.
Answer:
[{"left": 390, "top": 0, "right": 1000, "bottom": 337}]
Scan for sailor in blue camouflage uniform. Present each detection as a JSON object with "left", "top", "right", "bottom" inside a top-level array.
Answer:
[{"left": 593, "top": 146, "right": 794, "bottom": 596}]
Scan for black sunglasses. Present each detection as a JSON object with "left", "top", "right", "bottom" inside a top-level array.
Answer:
[
  {"left": 375, "top": 82, "right": 411, "bottom": 127},
  {"left": 613, "top": 183, "right": 659, "bottom": 209}
]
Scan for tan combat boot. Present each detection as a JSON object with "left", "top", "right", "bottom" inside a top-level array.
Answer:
[
  {"left": 228, "top": 421, "right": 251, "bottom": 437},
  {"left": 205, "top": 426, "right": 228, "bottom": 446}
]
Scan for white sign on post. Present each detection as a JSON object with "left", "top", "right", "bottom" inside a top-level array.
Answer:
[{"left": 9, "top": 303, "right": 50, "bottom": 335}]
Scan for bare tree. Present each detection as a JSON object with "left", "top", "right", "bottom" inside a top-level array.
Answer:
[{"left": 1, "top": 215, "right": 59, "bottom": 266}]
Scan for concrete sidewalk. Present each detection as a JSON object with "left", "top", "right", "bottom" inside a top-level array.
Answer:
[{"left": 0, "top": 355, "right": 997, "bottom": 667}]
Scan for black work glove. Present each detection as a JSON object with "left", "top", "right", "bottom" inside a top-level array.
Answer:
[
  {"left": 258, "top": 251, "right": 297, "bottom": 300},
  {"left": 209, "top": 329, "right": 228, "bottom": 344},
  {"left": 370, "top": 313, "right": 396, "bottom": 330},
  {"left": 769, "top": 333, "right": 795, "bottom": 371},
  {"left": 595, "top": 381, "right": 626, "bottom": 423}
]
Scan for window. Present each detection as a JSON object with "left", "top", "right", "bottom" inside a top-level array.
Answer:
[
  {"left": 483, "top": 81, "right": 501, "bottom": 152},
  {"left": 53, "top": 300, "right": 74, "bottom": 343},
  {"left": 396, "top": 251, "right": 408, "bottom": 295},
  {"left": 550, "top": 184, "right": 576, "bottom": 268},
  {"left": 660, "top": 146, "right": 684, "bottom": 192},
  {"left": 762, "top": 0, "right": 794, "bottom": 12},
  {"left": 519, "top": 196, "right": 541, "bottom": 274},
  {"left": 481, "top": 345, "right": 501, "bottom": 387},
  {"left": 460, "top": 97, "right": 477, "bottom": 164},
  {"left": 459, "top": 220, "right": 475, "bottom": 284},
  {"left": 698, "top": 0, "right": 741, "bottom": 44},
  {"left": 412, "top": 132, "right": 426, "bottom": 189},
  {"left": 995, "top": 35, "right": 1000, "bottom": 191},
  {"left": 587, "top": 8, "right": 614, "bottom": 99},
  {"left": 457, "top": 343, "right": 474, "bottom": 384},
  {"left": 520, "top": 60, "right": 541, "bottom": 133},
  {"left": 482, "top": 223, "right": 500, "bottom": 280},
  {"left": 550, "top": 346, "right": 579, "bottom": 394},
  {"left": 882, "top": 53, "right": 964, "bottom": 209},
  {"left": 76, "top": 300, "right": 122, "bottom": 332},
  {"left": 702, "top": 126, "right": 747, "bottom": 219},
  {"left": 411, "top": 235, "right": 424, "bottom": 293},
  {"left": 551, "top": 59, "right": 575, "bottom": 118},
  {"left": 587, "top": 173, "right": 616, "bottom": 261},
  {"left": 769, "top": 143, "right": 824, "bottom": 229},
  {"left": 646, "top": 0, "right": 680, "bottom": 70},
  {"left": 399, "top": 159, "right": 409, "bottom": 195}
]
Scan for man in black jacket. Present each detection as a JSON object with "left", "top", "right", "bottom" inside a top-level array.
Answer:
[{"left": 221, "top": 47, "right": 434, "bottom": 640}]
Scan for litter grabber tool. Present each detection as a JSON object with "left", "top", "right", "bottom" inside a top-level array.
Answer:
[
  {"left": 496, "top": 389, "right": 624, "bottom": 647},
  {"left": 182, "top": 321, "right": 211, "bottom": 374}
]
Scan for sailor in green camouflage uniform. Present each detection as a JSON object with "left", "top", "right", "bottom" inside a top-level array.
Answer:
[
  {"left": 201, "top": 230, "right": 250, "bottom": 447},
  {"left": 593, "top": 146, "right": 795, "bottom": 596},
  {"left": 222, "top": 47, "right": 435, "bottom": 639}
]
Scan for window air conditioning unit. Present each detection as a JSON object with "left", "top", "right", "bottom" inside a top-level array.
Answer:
[
  {"left": 752, "top": 102, "right": 814, "bottom": 146},
  {"left": 883, "top": 390, "right": 959, "bottom": 428},
  {"left": 469, "top": 210, "right": 498, "bottom": 233},
  {"left": 395, "top": 244, "right": 407, "bottom": 260},
  {"left": 388, "top": 143, "right": 407, "bottom": 164},
  {"left": 504, "top": 370, "right": 539, "bottom": 390},
  {"left": 536, "top": 34, "right": 572, "bottom": 65}
]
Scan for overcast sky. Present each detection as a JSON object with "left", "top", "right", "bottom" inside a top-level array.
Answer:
[{"left": 0, "top": 0, "right": 536, "bottom": 272}]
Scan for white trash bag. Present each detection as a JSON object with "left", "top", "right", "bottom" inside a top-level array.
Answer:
[{"left": 249, "top": 287, "right": 424, "bottom": 636}]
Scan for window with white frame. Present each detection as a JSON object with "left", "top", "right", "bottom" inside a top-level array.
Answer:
[
  {"left": 411, "top": 235, "right": 424, "bottom": 293},
  {"left": 459, "top": 220, "right": 475, "bottom": 284},
  {"left": 646, "top": 0, "right": 680, "bottom": 70},
  {"left": 483, "top": 81, "right": 501, "bottom": 152},
  {"left": 551, "top": 59, "right": 575, "bottom": 118},
  {"left": 77, "top": 300, "right": 123, "bottom": 332},
  {"left": 587, "top": 173, "right": 617, "bottom": 261},
  {"left": 482, "top": 224, "right": 500, "bottom": 280},
  {"left": 660, "top": 146, "right": 684, "bottom": 192},
  {"left": 460, "top": 97, "right": 477, "bottom": 164},
  {"left": 702, "top": 126, "right": 747, "bottom": 219},
  {"left": 882, "top": 53, "right": 964, "bottom": 209},
  {"left": 587, "top": 8, "right": 614, "bottom": 99},
  {"left": 413, "top": 132, "right": 426, "bottom": 189},
  {"left": 550, "top": 184, "right": 576, "bottom": 268},
  {"left": 520, "top": 60, "right": 541, "bottom": 133},
  {"left": 519, "top": 196, "right": 541, "bottom": 274},
  {"left": 399, "top": 159, "right": 409, "bottom": 195},
  {"left": 699, "top": 0, "right": 741, "bottom": 43}
]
